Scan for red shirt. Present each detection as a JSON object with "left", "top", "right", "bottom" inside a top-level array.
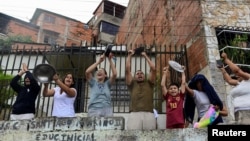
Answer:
[{"left": 164, "top": 92, "right": 185, "bottom": 128}]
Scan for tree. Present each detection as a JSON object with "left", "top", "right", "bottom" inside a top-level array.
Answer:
[
  {"left": 0, "top": 35, "right": 34, "bottom": 51},
  {"left": 0, "top": 68, "right": 15, "bottom": 110}
]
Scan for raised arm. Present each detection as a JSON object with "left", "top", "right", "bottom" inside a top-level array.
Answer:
[
  {"left": 10, "top": 63, "right": 26, "bottom": 92},
  {"left": 53, "top": 74, "right": 76, "bottom": 97},
  {"left": 141, "top": 51, "right": 156, "bottom": 83},
  {"left": 23, "top": 64, "right": 40, "bottom": 91},
  {"left": 185, "top": 83, "right": 194, "bottom": 97},
  {"left": 108, "top": 55, "right": 117, "bottom": 84},
  {"left": 125, "top": 50, "right": 134, "bottom": 85},
  {"left": 85, "top": 54, "right": 105, "bottom": 81},
  {"left": 180, "top": 66, "right": 186, "bottom": 94},
  {"left": 221, "top": 52, "right": 250, "bottom": 80},
  {"left": 219, "top": 67, "right": 239, "bottom": 86},
  {"left": 42, "top": 83, "right": 55, "bottom": 97},
  {"left": 161, "top": 67, "right": 169, "bottom": 97}
]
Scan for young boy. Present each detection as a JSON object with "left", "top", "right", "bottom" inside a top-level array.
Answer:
[{"left": 161, "top": 66, "right": 186, "bottom": 129}]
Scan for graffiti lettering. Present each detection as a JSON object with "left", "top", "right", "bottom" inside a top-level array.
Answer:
[
  {"left": 0, "top": 121, "right": 19, "bottom": 130},
  {"left": 77, "top": 118, "right": 93, "bottom": 128},
  {"left": 35, "top": 133, "right": 95, "bottom": 141},
  {"left": 0, "top": 117, "right": 124, "bottom": 131},
  {"left": 95, "top": 118, "right": 122, "bottom": 127},
  {"left": 0, "top": 122, "right": 10, "bottom": 130},
  {"left": 55, "top": 118, "right": 73, "bottom": 127},
  {"left": 29, "top": 118, "right": 54, "bottom": 129}
]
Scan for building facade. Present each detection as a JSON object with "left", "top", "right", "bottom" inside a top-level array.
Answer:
[
  {"left": 30, "top": 8, "right": 92, "bottom": 46},
  {"left": 88, "top": 0, "right": 126, "bottom": 45},
  {"left": 116, "top": 0, "right": 250, "bottom": 122}
]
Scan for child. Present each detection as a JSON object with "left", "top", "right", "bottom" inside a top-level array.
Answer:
[{"left": 161, "top": 66, "right": 186, "bottom": 129}]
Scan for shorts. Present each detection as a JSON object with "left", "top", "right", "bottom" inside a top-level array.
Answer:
[
  {"left": 88, "top": 107, "right": 113, "bottom": 117},
  {"left": 10, "top": 113, "right": 35, "bottom": 120}
]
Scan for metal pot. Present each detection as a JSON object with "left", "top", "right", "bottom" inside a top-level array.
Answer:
[{"left": 33, "top": 64, "right": 56, "bottom": 83}]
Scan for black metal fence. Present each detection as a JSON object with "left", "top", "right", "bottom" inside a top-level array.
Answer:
[{"left": 0, "top": 44, "right": 188, "bottom": 120}]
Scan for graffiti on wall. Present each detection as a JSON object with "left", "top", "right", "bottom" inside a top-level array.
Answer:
[
  {"left": 35, "top": 132, "right": 96, "bottom": 141},
  {"left": 0, "top": 117, "right": 124, "bottom": 130}
]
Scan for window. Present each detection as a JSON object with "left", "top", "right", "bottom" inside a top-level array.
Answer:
[
  {"left": 103, "top": 1, "right": 125, "bottom": 19},
  {"left": 216, "top": 26, "right": 250, "bottom": 74},
  {"left": 100, "top": 21, "right": 119, "bottom": 35},
  {"left": 44, "top": 35, "right": 56, "bottom": 44},
  {"left": 44, "top": 15, "right": 55, "bottom": 24}
]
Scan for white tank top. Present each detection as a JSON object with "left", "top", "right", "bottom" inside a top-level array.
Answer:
[{"left": 52, "top": 87, "right": 77, "bottom": 117}]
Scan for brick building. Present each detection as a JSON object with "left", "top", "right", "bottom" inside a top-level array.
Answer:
[
  {"left": 30, "top": 8, "right": 92, "bottom": 46},
  {"left": 0, "top": 12, "right": 39, "bottom": 42},
  {"left": 88, "top": 0, "right": 126, "bottom": 45},
  {"left": 116, "top": 0, "right": 250, "bottom": 123},
  {"left": 0, "top": 8, "right": 93, "bottom": 47}
]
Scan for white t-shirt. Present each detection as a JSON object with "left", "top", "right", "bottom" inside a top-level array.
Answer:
[
  {"left": 193, "top": 90, "right": 210, "bottom": 118},
  {"left": 52, "top": 87, "right": 77, "bottom": 117},
  {"left": 228, "top": 79, "right": 250, "bottom": 120}
]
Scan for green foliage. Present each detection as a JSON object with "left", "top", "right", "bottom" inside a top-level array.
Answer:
[
  {"left": 222, "top": 34, "right": 249, "bottom": 64},
  {"left": 0, "top": 68, "right": 15, "bottom": 107},
  {"left": 0, "top": 35, "right": 33, "bottom": 48},
  {"left": 230, "top": 34, "right": 248, "bottom": 45}
]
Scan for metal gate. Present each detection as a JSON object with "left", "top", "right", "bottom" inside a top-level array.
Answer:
[{"left": 0, "top": 44, "right": 188, "bottom": 120}]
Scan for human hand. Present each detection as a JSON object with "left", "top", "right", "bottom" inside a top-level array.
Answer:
[
  {"left": 163, "top": 66, "right": 169, "bottom": 72},
  {"left": 141, "top": 51, "right": 146, "bottom": 57},
  {"left": 218, "top": 67, "right": 224, "bottom": 72},
  {"left": 128, "top": 50, "right": 134, "bottom": 56},
  {"left": 108, "top": 52, "right": 114, "bottom": 60},
  {"left": 18, "top": 63, "right": 26, "bottom": 75},
  {"left": 18, "top": 70, "right": 25, "bottom": 75},
  {"left": 213, "top": 105, "right": 220, "bottom": 111},
  {"left": 22, "top": 63, "right": 28, "bottom": 72},
  {"left": 181, "top": 66, "right": 185, "bottom": 71},
  {"left": 221, "top": 52, "right": 227, "bottom": 60},
  {"left": 98, "top": 54, "right": 105, "bottom": 63},
  {"left": 53, "top": 74, "right": 59, "bottom": 81}
]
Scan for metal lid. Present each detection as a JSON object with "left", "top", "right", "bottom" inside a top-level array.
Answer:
[{"left": 33, "top": 64, "right": 56, "bottom": 83}]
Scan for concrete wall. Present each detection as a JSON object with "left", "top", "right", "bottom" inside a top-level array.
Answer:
[
  {"left": 0, "top": 116, "right": 207, "bottom": 141},
  {"left": 77, "top": 113, "right": 167, "bottom": 130}
]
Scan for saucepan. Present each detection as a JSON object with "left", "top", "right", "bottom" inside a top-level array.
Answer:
[
  {"left": 134, "top": 46, "right": 144, "bottom": 55},
  {"left": 33, "top": 64, "right": 56, "bottom": 83}
]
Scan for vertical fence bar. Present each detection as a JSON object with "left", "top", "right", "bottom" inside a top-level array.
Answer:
[{"left": 0, "top": 44, "right": 188, "bottom": 120}]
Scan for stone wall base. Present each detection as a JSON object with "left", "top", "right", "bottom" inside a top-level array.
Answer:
[{"left": 235, "top": 110, "right": 250, "bottom": 124}]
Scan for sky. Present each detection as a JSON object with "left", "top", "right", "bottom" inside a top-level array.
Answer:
[{"left": 0, "top": 0, "right": 129, "bottom": 23}]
